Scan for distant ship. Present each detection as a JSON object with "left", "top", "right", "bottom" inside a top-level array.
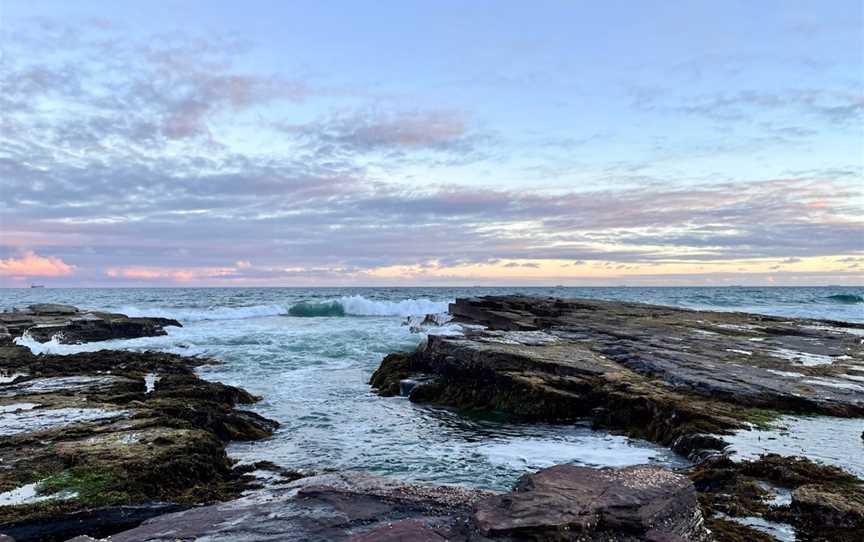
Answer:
[{"left": 30, "top": 284, "right": 45, "bottom": 288}]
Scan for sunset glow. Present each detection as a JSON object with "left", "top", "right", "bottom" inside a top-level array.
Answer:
[{"left": 1, "top": 1, "right": 862, "bottom": 286}]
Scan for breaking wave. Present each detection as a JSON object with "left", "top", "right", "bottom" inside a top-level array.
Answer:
[
  {"left": 335, "top": 295, "right": 450, "bottom": 317},
  {"left": 108, "top": 296, "right": 450, "bottom": 322},
  {"left": 825, "top": 294, "right": 864, "bottom": 305},
  {"left": 289, "top": 296, "right": 450, "bottom": 317},
  {"left": 288, "top": 301, "right": 345, "bottom": 317}
]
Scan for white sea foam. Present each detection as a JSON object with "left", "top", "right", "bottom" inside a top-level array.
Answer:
[
  {"left": 115, "top": 304, "right": 288, "bottom": 322},
  {"left": 108, "top": 296, "right": 450, "bottom": 323},
  {"left": 478, "top": 435, "right": 672, "bottom": 471},
  {"left": 335, "top": 296, "right": 450, "bottom": 317},
  {"left": 13, "top": 331, "right": 95, "bottom": 355},
  {"left": 0, "top": 481, "right": 78, "bottom": 507}
]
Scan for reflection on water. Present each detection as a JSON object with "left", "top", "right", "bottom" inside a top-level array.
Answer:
[{"left": 725, "top": 415, "right": 864, "bottom": 478}]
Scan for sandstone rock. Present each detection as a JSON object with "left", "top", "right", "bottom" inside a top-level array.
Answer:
[{"left": 473, "top": 464, "right": 710, "bottom": 541}]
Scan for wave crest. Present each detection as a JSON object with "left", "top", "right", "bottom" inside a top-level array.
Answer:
[
  {"left": 288, "top": 296, "right": 450, "bottom": 317},
  {"left": 335, "top": 295, "right": 450, "bottom": 317},
  {"left": 288, "top": 302, "right": 345, "bottom": 317},
  {"left": 826, "top": 294, "right": 864, "bottom": 304},
  {"left": 107, "top": 296, "right": 450, "bottom": 322}
]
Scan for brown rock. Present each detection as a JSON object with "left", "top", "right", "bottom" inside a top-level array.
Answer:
[
  {"left": 473, "top": 464, "right": 710, "bottom": 541},
  {"left": 792, "top": 483, "right": 864, "bottom": 529}
]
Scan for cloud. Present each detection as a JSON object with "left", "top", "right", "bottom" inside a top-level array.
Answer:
[
  {"left": 0, "top": 251, "right": 75, "bottom": 277},
  {"left": 0, "top": 22, "right": 311, "bottom": 151},
  {"left": 636, "top": 87, "right": 864, "bottom": 126},
  {"left": 502, "top": 262, "right": 540, "bottom": 268},
  {"left": 276, "top": 109, "right": 478, "bottom": 157},
  {"left": 105, "top": 266, "right": 238, "bottom": 281},
  {"left": 1, "top": 18, "right": 862, "bottom": 286}
]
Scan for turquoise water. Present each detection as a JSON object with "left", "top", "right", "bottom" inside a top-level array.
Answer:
[{"left": 3, "top": 286, "right": 862, "bottom": 490}]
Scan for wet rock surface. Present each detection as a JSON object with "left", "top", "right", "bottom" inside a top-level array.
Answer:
[
  {"left": 0, "top": 304, "right": 180, "bottom": 345},
  {"left": 373, "top": 296, "right": 864, "bottom": 445},
  {"left": 372, "top": 295, "right": 864, "bottom": 541},
  {"left": 75, "top": 463, "right": 709, "bottom": 542},
  {"left": 0, "top": 307, "right": 277, "bottom": 542},
  {"left": 474, "top": 464, "right": 710, "bottom": 541},
  {"left": 87, "top": 471, "right": 487, "bottom": 542}
]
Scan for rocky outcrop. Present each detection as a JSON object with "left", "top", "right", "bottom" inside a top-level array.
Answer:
[
  {"left": 372, "top": 296, "right": 864, "bottom": 451},
  {"left": 0, "top": 305, "right": 181, "bottom": 345},
  {"left": 74, "top": 470, "right": 489, "bottom": 542},
  {"left": 474, "top": 464, "right": 709, "bottom": 541},
  {"left": 0, "top": 307, "right": 276, "bottom": 541},
  {"left": 692, "top": 454, "right": 864, "bottom": 541},
  {"left": 372, "top": 295, "right": 864, "bottom": 541},
  {"left": 75, "top": 463, "right": 708, "bottom": 542},
  {"left": 792, "top": 484, "right": 864, "bottom": 532}
]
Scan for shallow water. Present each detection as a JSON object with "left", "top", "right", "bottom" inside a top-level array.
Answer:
[
  {"left": 3, "top": 286, "right": 862, "bottom": 490},
  {"left": 726, "top": 415, "right": 864, "bottom": 478}
]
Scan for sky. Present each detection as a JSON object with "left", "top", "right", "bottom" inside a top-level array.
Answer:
[{"left": 0, "top": 0, "right": 862, "bottom": 287}]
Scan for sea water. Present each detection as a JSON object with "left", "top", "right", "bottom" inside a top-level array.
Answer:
[{"left": 3, "top": 286, "right": 862, "bottom": 491}]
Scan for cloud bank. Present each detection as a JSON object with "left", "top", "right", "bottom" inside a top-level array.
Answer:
[{"left": 1, "top": 17, "right": 861, "bottom": 286}]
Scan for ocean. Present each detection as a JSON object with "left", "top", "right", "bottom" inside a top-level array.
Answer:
[{"left": 4, "top": 286, "right": 862, "bottom": 491}]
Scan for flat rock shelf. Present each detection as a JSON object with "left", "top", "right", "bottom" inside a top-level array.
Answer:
[{"left": 371, "top": 295, "right": 864, "bottom": 541}]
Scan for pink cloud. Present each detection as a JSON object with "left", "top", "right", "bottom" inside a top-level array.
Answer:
[
  {"left": 106, "top": 266, "right": 238, "bottom": 281},
  {"left": 0, "top": 251, "right": 75, "bottom": 277}
]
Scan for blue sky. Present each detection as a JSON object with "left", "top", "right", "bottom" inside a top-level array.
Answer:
[{"left": 0, "top": 1, "right": 862, "bottom": 285}]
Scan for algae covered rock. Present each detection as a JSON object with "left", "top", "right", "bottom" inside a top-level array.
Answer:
[
  {"left": 0, "top": 343, "right": 277, "bottom": 540},
  {"left": 792, "top": 483, "right": 864, "bottom": 530}
]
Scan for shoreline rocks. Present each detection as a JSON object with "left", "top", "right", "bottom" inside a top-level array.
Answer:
[
  {"left": 372, "top": 296, "right": 864, "bottom": 448},
  {"left": 75, "top": 463, "right": 709, "bottom": 542},
  {"left": 371, "top": 295, "right": 864, "bottom": 541},
  {"left": 0, "top": 304, "right": 181, "bottom": 345},
  {"left": 474, "top": 464, "right": 710, "bottom": 541},
  {"left": 4, "top": 297, "right": 862, "bottom": 541},
  {"left": 0, "top": 306, "right": 278, "bottom": 542}
]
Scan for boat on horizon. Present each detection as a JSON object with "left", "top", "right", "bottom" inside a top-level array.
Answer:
[{"left": 30, "top": 284, "right": 45, "bottom": 288}]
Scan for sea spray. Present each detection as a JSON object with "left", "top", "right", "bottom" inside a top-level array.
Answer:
[
  {"left": 287, "top": 296, "right": 450, "bottom": 317},
  {"left": 335, "top": 295, "right": 449, "bottom": 317}
]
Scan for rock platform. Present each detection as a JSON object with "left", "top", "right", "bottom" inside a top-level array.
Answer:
[{"left": 371, "top": 295, "right": 864, "bottom": 541}]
